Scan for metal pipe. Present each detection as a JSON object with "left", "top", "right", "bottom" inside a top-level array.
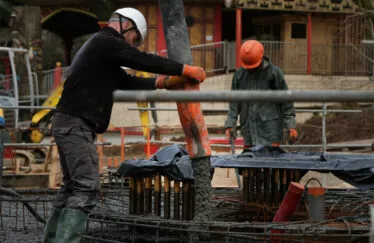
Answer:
[
  {"left": 249, "top": 168, "right": 254, "bottom": 202},
  {"left": 0, "top": 47, "right": 27, "bottom": 52},
  {"left": 144, "top": 177, "right": 152, "bottom": 215},
  {"left": 191, "top": 183, "right": 195, "bottom": 220},
  {"left": 32, "top": 72, "right": 40, "bottom": 106},
  {"left": 114, "top": 90, "right": 374, "bottom": 102},
  {"left": 128, "top": 107, "right": 363, "bottom": 113},
  {"left": 4, "top": 142, "right": 111, "bottom": 147},
  {"left": 264, "top": 168, "right": 270, "bottom": 205},
  {"left": 129, "top": 178, "right": 135, "bottom": 214},
  {"left": 8, "top": 50, "right": 19, "bottom": 129},
  {"left": 274, "top": 169, "right": 281, "bottom": 205},
  {"left": 322, "top": 103, "right": 327, "bottom": 152},
  {"left": 24, "top": 53, "right": 34, "bottom": 107},
  {"left": 154, "top": 174, "right": 161, "bottom": 216},
  {"left": 182, "top": 182, "right": 190, "bottom": 220},
  {"left": 270, "top": 169, "right": 277, "bottom": 206},
  {"left": 0, "top": 106, "right": 56, "bottom": 110},
  {"left": 136, "top": 177, "right": 144, "bottom": 214},
  {"left": 174, "top": 181, "right": 181, "bottom": 220},
  {"left": 164, "top": 176, "right": 171, "bottom": 219},
  {"left": 134, "top": 140, "right": 374, "bottom": 149},
  {"left": 242, "top": 169, "right": 249, "bottom": 202},
  {"left": 281, "top": 169, "right": 287, "bottom": 201},
  {"left": 256, "top": 168, "right": 262, "bottom": 204}
]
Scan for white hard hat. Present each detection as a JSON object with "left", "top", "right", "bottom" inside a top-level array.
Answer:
[{"left": 114, "top": 8, "right": 147, "bottom": 43}]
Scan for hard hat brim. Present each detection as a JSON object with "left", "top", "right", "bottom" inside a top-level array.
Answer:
[{"left": 241, "top": 57, "right": 262, "bottom": 69}]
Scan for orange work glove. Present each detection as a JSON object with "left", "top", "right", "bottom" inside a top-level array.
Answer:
[
  {"left": 156, "top": 75, "right": 190, "bottom": 90},
  {"left": 182, "top": 64, "right": 207, "bottom": 83},
  {"left": 225, "top": 128, "right": 232, "bottom": 140},
  {"left": 289, "top": 128, "right": 298, "bottom": 142}
]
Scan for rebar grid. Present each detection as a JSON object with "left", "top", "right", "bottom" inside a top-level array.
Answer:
[
  {"left": 84, "top": 212, "right": 369, "bottom": 243},
  {"left": 0, "top": 178, "right": 373, "bottom": 242}
]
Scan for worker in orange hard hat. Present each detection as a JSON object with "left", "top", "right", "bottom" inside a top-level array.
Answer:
[{"left": 225, "top": 40, "right": 298, "bottom": 150}]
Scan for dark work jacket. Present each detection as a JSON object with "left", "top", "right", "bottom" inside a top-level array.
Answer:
[
  {"left": 225, "top": 57, "right": 296, "bottom": 145},
  {"left": 57, "top": 27, "right": 184, "bottom": 133}
]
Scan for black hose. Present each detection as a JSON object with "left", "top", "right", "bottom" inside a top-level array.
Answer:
[{"left": 0, "top": 187, "right": 46, "bottom": 224}]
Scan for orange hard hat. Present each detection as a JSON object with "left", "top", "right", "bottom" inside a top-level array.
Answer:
[{"left": 240, "top": 40, "right": 264, "bottom": 69}]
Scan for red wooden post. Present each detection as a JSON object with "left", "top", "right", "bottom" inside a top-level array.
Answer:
[
  {"left": 307, "top": 13, "right": 312, "bottom": 74},
  {"left": 236, "top": 8, "right": 242, "bottom": 69},
  {"left": 214, "top": 5, "right": 222, "bottom": 43},
  {"left": 157, "top": 6, "right": 166, "bottom": 56},
  {"left": 53, "top": 62, "right": 62, "bottom": 89}
]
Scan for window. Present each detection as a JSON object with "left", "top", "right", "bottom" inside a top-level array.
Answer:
[{"left": 291, "top": 23, "right": 306, "bottom": 39}]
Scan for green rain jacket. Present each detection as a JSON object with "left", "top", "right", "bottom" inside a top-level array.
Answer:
[{"left": 225, "top": 57, "right": 296, "bottom": 145}]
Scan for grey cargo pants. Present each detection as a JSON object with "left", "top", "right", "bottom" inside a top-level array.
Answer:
[{"left": 52, "top": 112, "right": 100, "bottom": 213}]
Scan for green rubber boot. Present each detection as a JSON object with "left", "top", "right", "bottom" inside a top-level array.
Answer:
[
  {"left": 42, "top": 207, "right": 62, "bottom": 243},
  {"left": 55, "top": 208, "right": 88, "bottom": 243}
]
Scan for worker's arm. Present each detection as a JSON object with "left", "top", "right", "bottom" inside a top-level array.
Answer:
[
  {"left": 102, "top": 35, "right": 183, "bottom": 75},
  {"left": 225, "top": 71, "right": 241, "bottom": 129},
  {"left": 118, "top": 70, "right": 156, "bottom": 90},
  {"left": 101, "top": 34, "right": 205, "bottom": 82},
  {"left": 274, "top": 68, "right": 296, "bottom": 129}
]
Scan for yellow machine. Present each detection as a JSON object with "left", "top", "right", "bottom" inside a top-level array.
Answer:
[
  {"left": 135, "top": 71, "right": 152, "bottom": 138},
  {"left": 23, "top": 81, "right": 64, "bottom": 143},
  {"left": 25, "top": 71, "right": 155, "bottom": 143}
]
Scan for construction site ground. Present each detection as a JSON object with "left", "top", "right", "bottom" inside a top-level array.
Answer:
[{"left": 297, "top": 105, "right": 374, "bottom": 146}]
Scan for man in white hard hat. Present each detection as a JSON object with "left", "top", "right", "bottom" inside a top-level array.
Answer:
[{"left": 43, "top": 8, "right": 206, "bottom": 243}]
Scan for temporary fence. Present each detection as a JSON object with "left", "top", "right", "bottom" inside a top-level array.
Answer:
[
  {"left": 159, "top": 40, "right": 374, "bottom": 76},
  {"left": 42, "top": 66, "right": 69, "bottom": 96}
]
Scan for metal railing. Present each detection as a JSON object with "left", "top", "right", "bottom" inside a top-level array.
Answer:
[
  {"left": 38, "top": 41, "right": 374, "bottom": 99},
  {"left": 217, "top": 40, "right": 374, "bottom": 76},
  {"left": 114, "top": 89, "right": 374, "bottom": 152},
  {"left": 113, "top": 90, "right": 374, "bottom": 102},
  {"left": 0, "top": 74, "right": 14, "bottom": 97},
  {"left": 127, "top": 106, "right": 365, "bottom": 152},
  {"left": 42, "top": 66, "right": 69, "bottom": 96},
  {"left": 159, "top": 41, "right": 227, "bottom": 73}
]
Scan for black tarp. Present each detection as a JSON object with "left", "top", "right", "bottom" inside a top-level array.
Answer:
[{"left": 117, "top": 145, "right": 374, "bottom": 189}]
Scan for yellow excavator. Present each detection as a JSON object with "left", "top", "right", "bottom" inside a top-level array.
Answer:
[
  {"left": 24, "top": 71, "right": 157, "bottom": 143},
  {"left": 22, "top": 80, "right": 64, "bottom": 143}
]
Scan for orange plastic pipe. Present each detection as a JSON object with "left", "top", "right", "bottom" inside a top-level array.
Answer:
[{"left": 176, "top": 82, "right": 211, "bottom": 158}]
